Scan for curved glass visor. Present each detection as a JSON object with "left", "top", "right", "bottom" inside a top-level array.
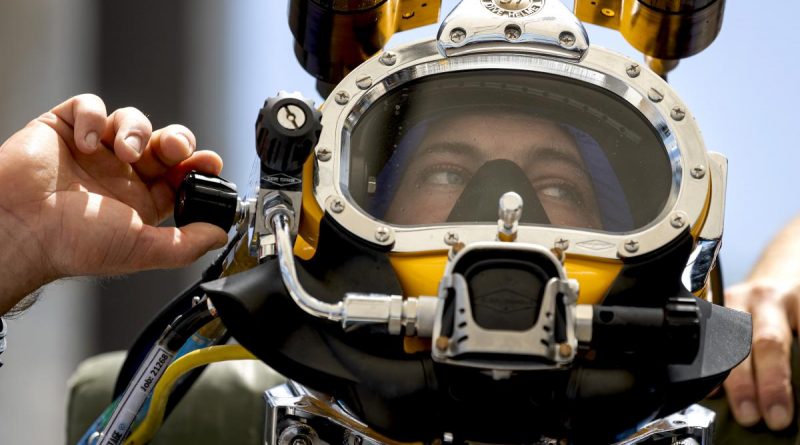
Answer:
[{"left": 345, "top": 70, "right": 672, "bottom": 233}]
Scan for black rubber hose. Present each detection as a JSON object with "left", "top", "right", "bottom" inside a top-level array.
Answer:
[{"left": 112, "top": 231, "right": 243, "bottom": 398}]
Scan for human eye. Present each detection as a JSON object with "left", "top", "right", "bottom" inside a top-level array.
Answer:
[
  {"left": 537, "top": 181, "right": 585, "bottom": 206},
  {"left": 418, "top": 165, "right": 471, "bottom": 188}
]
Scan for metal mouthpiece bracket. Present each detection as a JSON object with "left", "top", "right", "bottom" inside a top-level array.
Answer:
[{"left": 432, "top": 242, "right": 579, "bottom": 371}]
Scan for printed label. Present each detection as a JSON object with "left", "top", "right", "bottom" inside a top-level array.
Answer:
[{"left": 99, "top": 346, "right": 174, "bottom": 445}]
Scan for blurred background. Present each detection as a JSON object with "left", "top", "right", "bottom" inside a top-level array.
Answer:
[{"left": 0, "top": 1, "right": 797, "bottom": 443}]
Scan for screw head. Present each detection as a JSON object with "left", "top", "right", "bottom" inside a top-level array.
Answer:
[
  {"left": 691, "top": 164, "right": 706, "bottom": 179},
  {"left": 558, "top": 31, "right": 576, "bottom": 48},
  {"left": 671, "top": 106, "right": 686, "bottom": 121},
  {"left": 276, "top": 104, "right": 307, "bottom": 130},
  {"left": 334, "top": 90, "right": 350, "bottom": 105},
  {"left": 558, "top": 343, "right": 573, "bottom": 358},
  {"left": 554, "top": 237, "right": 570, "bottom": 251},
  {"left": 375, "top": 226, "right": 392, "bottom": 242},
  {"left": 601, "top": 7, "right": 616, "bottom": 17},
  {"left": 444, "top": 231, "right": 460, "bottom": 246},
  {"left": 504, "top": 24, "right": 521, "bottom": 40},
  {"left": 435, "top": 336, "right": 450, "bottom": 351},
  {"left": 316, "top": 146, "right": 332, "bottom": 162},
  {"left": 670, "top": 211, "right": 688, "bottom": 229},
  {"left": 450, "top": 27, "right": 467, "bottom": 43},
  {"left": 624, "top": 239, "right": 640, "bottom": 253},
  {"left": 626, "top": 63, "right": 641, "bottom": 78},
  {"left": 355, "top": 75, "right": 373, "bottom": 90},
  {"left": 648, "top": 87, "right": 664, "bottom": 103},
  {"left": 329, "top": 198, "right": 345, "bottom": 213},
  {"left": 379, "top": 51, "right": 397, "bottom": 66}
]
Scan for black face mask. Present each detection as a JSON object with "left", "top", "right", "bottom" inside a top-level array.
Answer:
[{"left": 447, "top": 159, "right": 550, "bottom": 225}]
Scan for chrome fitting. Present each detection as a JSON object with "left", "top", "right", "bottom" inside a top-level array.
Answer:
[
  {"left": 342, "top": 294, "right": 439, "bottom": 336},
  {"left": 263, "top": 191, "right": 295, "bottom": 232},
  {"left": 575, "top": 304, "right": 593, "bottom": 343},
  {"left": 497, "top": 191, "right": 523, "bottom": 241}
]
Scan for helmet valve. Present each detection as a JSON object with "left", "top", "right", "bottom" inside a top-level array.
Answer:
[{"left": 497, "top": 191, "right": 523, "bottom": 242}]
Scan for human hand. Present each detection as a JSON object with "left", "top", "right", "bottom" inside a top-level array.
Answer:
[
  {"left": 724, "top": 280, "right": 798, "bottom": 431},
  {"left": 0, "top": 94, "right": 228, "bottom": 314}
]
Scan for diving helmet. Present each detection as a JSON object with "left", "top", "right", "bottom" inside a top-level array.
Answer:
[{"left": 174, "top": 1, "right": 751, "bottom": 443}]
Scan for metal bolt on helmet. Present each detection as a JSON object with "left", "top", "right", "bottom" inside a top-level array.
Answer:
[
  {"left": 313, "top": 0, "right": 719, "bottom": 263},
  {"left": 169, "top": 1, "right": 748, "bottom": 445}
]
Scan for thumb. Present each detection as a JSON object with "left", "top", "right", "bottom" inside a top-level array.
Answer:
[{"left": 128, "top": 223, "right": 228, "bottom": 272}]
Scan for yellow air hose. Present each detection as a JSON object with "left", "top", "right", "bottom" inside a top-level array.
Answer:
[{"left": 124, "top": 344, "right": 257, "bottom": 445}]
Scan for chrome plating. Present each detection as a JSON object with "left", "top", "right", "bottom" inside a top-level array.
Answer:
[
  {"left": 266, "top": 381, "right": 716, "bottom": 445},
  {"left": 437, "top": 0, "right": 589, "bottom": 60},
  {"left": 683, "top": 152, "right": 727, "bottom": 293},
  {"left": 614, "top": 404, "right": 715, "bottom": 445},
  {"left": 313, "top": 35, "right": 710, "bottom": 260},
  {"left": 273, "top": 211, "right": 436, "bottom": 332},
  {"left": 265, "top": 382, "right": 410, "bottom": 445}
]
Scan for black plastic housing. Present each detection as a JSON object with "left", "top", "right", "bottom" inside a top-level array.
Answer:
[
  {"left": 174, "top": 171, "right": 238, "bottom": 231},
  {"left": 202, "top": 220, "right": 751, "bottom": 444},
  {"left": 255, "top": 94, "right": 322, "bottom": 192}
]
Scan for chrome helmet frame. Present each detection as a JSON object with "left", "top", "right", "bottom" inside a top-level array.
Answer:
[{"left": 311, "top": 0, "right": 724, "bottom": 262}]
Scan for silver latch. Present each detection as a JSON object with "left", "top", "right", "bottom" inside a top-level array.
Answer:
[{"left": 437, "top": 0, "right": 590, "bottom": 59}]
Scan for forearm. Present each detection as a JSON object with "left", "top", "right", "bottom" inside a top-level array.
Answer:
[{"left": 747, "top": 215, "right": 800, "bottom": 282}]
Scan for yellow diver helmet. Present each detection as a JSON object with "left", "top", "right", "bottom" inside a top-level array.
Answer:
[{"left": 184, "top": 1, "right": 751, "bottom": 443}]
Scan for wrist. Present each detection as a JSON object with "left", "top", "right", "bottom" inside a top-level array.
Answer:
[{"left": 0, "top": 209, "right": 54, "bottom": 315}]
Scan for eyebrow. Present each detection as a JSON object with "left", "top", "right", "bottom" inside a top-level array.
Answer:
[
  {"left": 417, "top": 141, "right": 482, "bottom": 160},
  {"left": 528, "top": 147, "right": 592, "bottom": 178}
]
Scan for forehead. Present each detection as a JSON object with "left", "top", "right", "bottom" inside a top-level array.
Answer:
[
  {"left": 414, "top": 111, "right": 581, "bottom": 163},
  {"left": 420, "top": 110, "right": 575, "bottom": 141}
]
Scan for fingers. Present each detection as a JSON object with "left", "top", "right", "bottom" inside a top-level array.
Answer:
[
  {"left": 131, "top": 223, "right": 228, "bottom": 271},
  {"left": 164, "top": 150, "right": 223, "bottom": 189},
  {"left": 102, "top": 107, "right": 153, "bottom": 164},
  {"left": 725, "top": 355, "right": 760, "bottom": 426},
  {"left": 725, "top": 283, "right": 795, "bottom": 430},
  {"left": 48, "top": 94, "right": 156, "bottom": 164},
  {"left": 132, "top": 124, "right": 197, "bottom": 181},
  {"left": 724, "top": 285, "right": 762, "bottom": 426},
  {"left": 49, "top": 94, "right": 108, "bottom": 153},
  {"left": 750, "top": 289, "right": 795, "bottom": 430}
]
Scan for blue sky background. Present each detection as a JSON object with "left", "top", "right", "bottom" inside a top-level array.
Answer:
[
  {"left": 2, "top": 3, "right": 793, "bottom": 443},
  {"left": 220, "top": 0, "right": 800, "bottom": 285}
]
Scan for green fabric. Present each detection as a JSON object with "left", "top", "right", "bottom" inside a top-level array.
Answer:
[
  {"left": 702, "top": 394, "right": 798, "bottom": 445},
  {"left": 66, "top": 351, "right": 286, "bottom": 445},
  {"left": 68, "top": 351, "right": 800, "bottom": 444}
]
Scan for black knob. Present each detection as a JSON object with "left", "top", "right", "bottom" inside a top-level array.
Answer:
[
  {"left": 663, "top": 295, "right": 701, "bottom": 364},
  {"left": 255, "top": 92, "right": 322, "bottom": 191},
  {"left": 174, "top": 171, "right": 239, "bottom": 231}
]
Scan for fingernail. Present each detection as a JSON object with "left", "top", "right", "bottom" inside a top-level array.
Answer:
[
  {"left": 766, "top": 405, "right": 791, "bottom": 430},
  {"left": 125, "top": 135, "right": 143, "bottom": 154},
  {"left": 85, "top": 131, "right": 98, "bottom": 149},
  {"left": 738, "top": 401, "right": 760, "bottom": 425}
]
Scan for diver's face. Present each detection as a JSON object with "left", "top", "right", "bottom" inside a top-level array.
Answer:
[{"left": 384, "top": 112, "right": 602, "bottom": 228}]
